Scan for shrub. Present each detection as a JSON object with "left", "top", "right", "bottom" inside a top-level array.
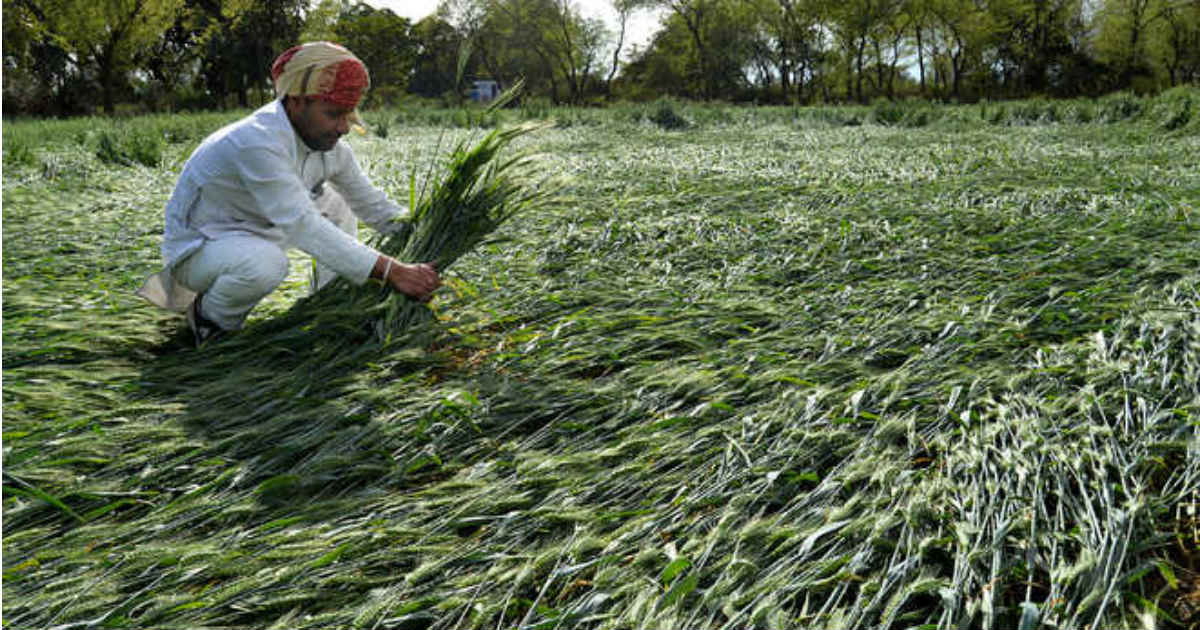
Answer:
[
  {"left": 791, "top": 105, "right": 863, "bottom": 128},
  {"left": 648, "top": 98, "right": 690, "bottom": 130},
  {"left": 366, "top": 113, "right": 390, "bottom": 138},
  {"left": 1004, "top": 98, "right": 1056, "bottom": 125},
  {"left": 902, "top": 106, "right": 934, "bottom": 127},
  {"left": 3, "top": 140, "right": 37, "bottom": 168},
  {"left": 549, "top": 107, "right": 606, "bottom": 129},
  {"left": 172, "top": 85, "right": 218, "bottom": 112},
  {"left": 130, "top": 132, "right": 159, "bottom": 166},
  {"left": 368, "top": 85, "right": 406, "bottom": 108},
  {"left": 869, "top": 99, "right": 905, "bottom": 126},
  {"left": 982, "top": 101, "right": 1008, "bottom": 125},
  {"left": 1097, "top": 92, "right": 1144, "bottom": 123},
  {"left": 95, "top": 128, "right": 163, "bottom": 168},
  {"left": 95, "top": 131, "right": 124, "bottom": 165},
  {"left": 446, "top": 107, "right": 500, "bottom": 129},
  {"left": 1059, "top": 101, "right": 1095, "bottom": 123},
  {"left": 1150, "top": 86, "right": 1195, "bottom": 131},
  {"left": 1160, "top": 97, "right": 1191, "bottom": 131},
  {"left": 690, "top": 103, "right": 738, "bottom": 126}
]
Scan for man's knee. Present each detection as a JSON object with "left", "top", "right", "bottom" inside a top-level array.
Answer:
[
  {"left": 231, "top": 243, "right": 289, "bottom": 295},
  {"left": 178, "top": 237, "right": 290, "bottom": 299},
  {"left": 185, "top": 238, "right": 290, "bottom": 331}
]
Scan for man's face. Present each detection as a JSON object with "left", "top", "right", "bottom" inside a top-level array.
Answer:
[{"left": 287, "top": 96, "right": 352, "bottom": 152}]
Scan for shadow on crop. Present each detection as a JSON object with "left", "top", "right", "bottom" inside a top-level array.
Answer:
[
  {"left": 134, "top": 294, "right": 582, "bottom": 519},
  {"left": 136, "top": 299, "right": 441, "bottom": 506}
]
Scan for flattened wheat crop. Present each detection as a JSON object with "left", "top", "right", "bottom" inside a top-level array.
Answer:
[{"left": 3, "top": 93, "right": 1198, "bottom": 630}]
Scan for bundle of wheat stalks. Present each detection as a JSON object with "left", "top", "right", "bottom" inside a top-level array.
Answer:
[
  {"left": 304, "top": 119, "right": 551, "bottom": 348},
  {"left": 369, "top": 121, "right": 550, "bottom": 342}
]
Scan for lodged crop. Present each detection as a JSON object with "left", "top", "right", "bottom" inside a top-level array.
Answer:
[{"left": 1, "top": 93, "right": 1196, "bottom": 630}]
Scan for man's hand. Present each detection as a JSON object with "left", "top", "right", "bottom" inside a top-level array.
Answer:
[{"left": 373, "top": 255, "right": 440, "bottom": 302}]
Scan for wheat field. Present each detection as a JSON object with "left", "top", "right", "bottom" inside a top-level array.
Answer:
[{"left": 3, "top": 92, "right": 1198, "bottom": 629}]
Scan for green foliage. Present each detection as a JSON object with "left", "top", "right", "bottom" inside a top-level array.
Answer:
[
  {"left": 384, "top": 102, "right": 503, "bottom": 129},
  {"left": 2, "top": 101, "right": 1197, "bottom": 630},
  {"left": 1097, "top": 91, "right": 1146, "bottom": 122},
  {"left": 8, "top": 0, "right": 189, "bottom": 114},
  {"left": 3, "top": 141, "right": 38, "bottom": 168},
  {"left": 789, "top": 105, "right": 866, "bottom": 127},
  {"left": 1012, "top": 97, "right": 1061, "bottom": 124},
  {"left": 867, "top": 99, "right": 940, "bottom": 128},
  {"left": 366, "top": 113, "right": 391, "bottom": 139},
  {"left": 519, "top": 97, "right": 554, "bottom": 121},
  {"left": 948, "top": 88, "right": 1199, "bottom": 129},
  {"left": 333, "top": 2, "right": 418, "bottom": 100},
  {"left": 1150, "top": 86, "right": 1195, "bottom": 131},
  {"left": 95, "top": 128, "right": 164, "bottom": 168},
  {"left": 357, "top": 89, "right": 1200, "bottom": 134},
  {"left": 869, "top": 98, "right": 906, "bottom": 125},
  {"left": 2, "top": 0, "right": 1196, "bottom": 115},
  {"left": 451, "top": 108, "right": 501, "bottom": 129},
  {"left": 646, "top": 98, "right": 691, "bottom": 130},
  {"left": 1058, "top": 100, "right": 1097, "bottom": 123}
]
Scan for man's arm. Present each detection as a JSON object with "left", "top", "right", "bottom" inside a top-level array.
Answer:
[
  {"left": 235, "top": 144, "right": 439, "bottom": 296},
  {"left": 238, "top": 144, "right": 380, "bottom": 284},
  {"left": 327, "top": 144, "right": 410, "bottom": 232}
]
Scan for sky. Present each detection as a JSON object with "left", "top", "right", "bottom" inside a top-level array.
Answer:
[{"left": 366, "top": 0, "right": 664, "bottom": 51}]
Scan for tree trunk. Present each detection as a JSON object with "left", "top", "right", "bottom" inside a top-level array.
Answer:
[
  {"left": 916, "top": 25, "right": 926, "bottom": 96},
  {"left": 606, "top": 9, "right": 629, "bottom": 94},
  {"left": 673, "top": 0, "right": 711, "bottom": 99},
  {"left": 779, "top": 46, "right": 793, "bottom": 103},
  {"left": 952, "top": 51, "right": 963, "bottom": 99},
  {"left": 553, "top": 1, "right": 581, "bottom": 104},
  {"left": 101, "top": 73, "right": 117, "bottom": 115},
  {"left": 887, "top": 36, "right": 903, "bottom": 99},
  {"left": 873, "top": 38, "right": 886, "bottom": 99},
  {"left": 845, "top": 45, "right": 854, "bottom": 102},
  {"left": 798, "top": 55, "right": 809, "bottom": 103},
  {"left": 855, "top": 38, "right": 867, "bottom": 103}
]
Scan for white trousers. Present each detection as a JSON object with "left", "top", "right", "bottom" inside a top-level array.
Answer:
[
  {"left": 173, "top": 236, "right": 290, "bottom": 331},
  {"left": 169, "top": 190, "right": 359, "bottom": 331}
]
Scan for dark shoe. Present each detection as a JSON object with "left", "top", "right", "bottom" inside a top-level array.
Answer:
[{"left": 186, "top": 292, "right": 226, "bottom": 347}]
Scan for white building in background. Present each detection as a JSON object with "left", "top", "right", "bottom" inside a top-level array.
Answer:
[{"left": 469, "top": 80, "right": 500, "bottom": 102}]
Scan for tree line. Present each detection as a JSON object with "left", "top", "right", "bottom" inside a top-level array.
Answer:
[{"left": 3, "top": 0, "right": 1198, "bottom": 117}]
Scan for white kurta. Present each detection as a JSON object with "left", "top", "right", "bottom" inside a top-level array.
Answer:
[{"left": 138, "top": 99, "right": 406, "bottom": 312}]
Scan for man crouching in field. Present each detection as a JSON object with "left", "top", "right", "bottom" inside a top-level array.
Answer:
[{"left": 138, "top": 41, "right": 439, "bottom": 346}]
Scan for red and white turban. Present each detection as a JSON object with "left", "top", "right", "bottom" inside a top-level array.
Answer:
[{"left": 271, "top": 42, "right": 370, "bottom": 109}]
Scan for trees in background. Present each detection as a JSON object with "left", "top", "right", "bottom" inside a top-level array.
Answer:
[
  {"left": 200, "top": 0, "right": 308, "bottom": 109},
  {"left": 3, "top": 0, "right": 77, "bottom": 114},
  {"left": 1157, "top": 0, "right": 1200, "bottom": 86},
  {"left": 450, "top": 0, "right": 607, "bottom": 104},
  {"left": 606, "top": 0, "right": 656, "bottom": 94},
  {"left": 332, "top": 3, "right": 418, "bottom": 105},
  {"left": 988, "top": 0, "right": 1086, "bottom": 96},
  {"left": 408, "top": 14, "right": 462, "bottom": 100},
  {"left": 628, "top": 0, "right": 1195, "bottom": 102},
  {"left": 4, "top": 0, "right": 190, "bottom": 114},
  {"left": 1092, "top": 0, "right": 1200, "bottom": 91},
  {"left": 2, "top": 0, "right": 1197, "bottom": 116},
  {"left": 1, "top": 0, "right": 298, "bottom": 115}
]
